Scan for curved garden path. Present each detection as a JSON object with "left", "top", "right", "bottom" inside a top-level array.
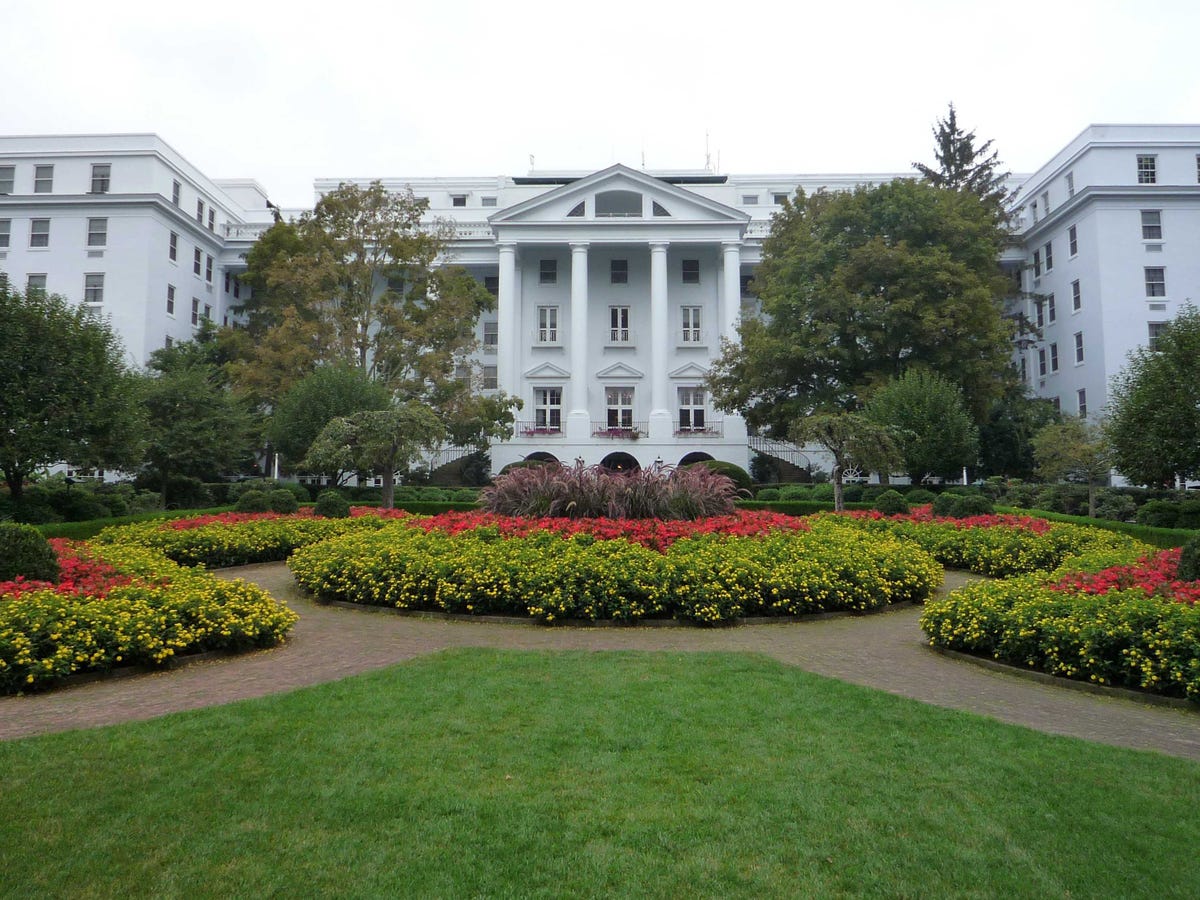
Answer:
[{"left": 3, "top": 565, "right": 1200, "bottom": 760}]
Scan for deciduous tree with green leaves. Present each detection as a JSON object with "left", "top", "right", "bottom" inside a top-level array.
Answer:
[
  {"left": 977, "top": 384, "right": 1061, "bottom": 479},
  {"left": 789, "top": 413, "right": 901, "bottom": 512},
  {"left": 864, "top": 370, "right": 979, "bottom": 482},
  {"left": 0, "top": 285, "right": 144, "bottom": 501},
  {"left": 1031, "top": 417, "right": 1111, "bottom": 517}
]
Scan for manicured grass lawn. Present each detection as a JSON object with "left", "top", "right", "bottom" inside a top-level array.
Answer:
[{"left": 2, "top": 651, "right": 1197, "bottom": 898}]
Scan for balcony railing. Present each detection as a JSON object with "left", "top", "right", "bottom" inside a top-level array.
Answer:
[
  {"left": 674, "top": 421, "right": 724, "bottom": 438},
  {"left": 516, "top": 421, "right": 564, "bottom": 438},
  {"left": 591, "top": 422, "right": 647, "bottom": 440},
  {"left": 532, "top": 328, "right": 562, "bottom": 347},
  {"left": 605, "top": 328, "right": 636, "bottom": 347}
]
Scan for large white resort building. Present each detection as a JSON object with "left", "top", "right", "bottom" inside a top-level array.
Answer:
[{"left": 1, "top": 125, "right": 1198, "bottom": 477}]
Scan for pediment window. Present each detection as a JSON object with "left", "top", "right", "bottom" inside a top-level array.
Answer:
[{"left": 595, "top": 190, "right": 642, "bottom": 217}]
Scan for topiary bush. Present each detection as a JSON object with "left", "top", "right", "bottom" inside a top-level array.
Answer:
[
  {"left": 779, "top": 484, "right": 811, "bottom": 501},
  {"left": 874, "top": 489, "right": 910, "bottom": 515},
  {"left": 235, "top": 490, "right": 271, "bottom": 513},
  {"left": 267, "top": 489, "right": 300, "bottom": 514},
  {"left": 0, "top": 522, "right": 60, "bottom": 583},
  {"left": 842, "top": 483, "right": 866, "bottom": 503},
  {"left": 1093, "top": 489, "right": 1137, "bottom": 523},
  {"left": 931, "top": 493, "right": 995, "bottom": 518},
  {"left": 693, "top": 460, "right": 753, "bottom": 493},
  {"left": 755, "top": 487, "right": 781, "bottom": 501},
  {"left": 1179, "top": 535, "right": 1200, "bottom": 582},
  {"left": 314, "top": 490, "right": 351, "bottom": 519},
  {"left": 451, "top": 489, "right": 479, "bottom": 502},
  {"left": 906, "top": 488, "right": 937, "bottom": 505},
  {"left": 1136, "top": 499, "right": 1180, "bottom": 529}
]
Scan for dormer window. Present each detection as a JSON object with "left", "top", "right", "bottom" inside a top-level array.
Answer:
[{"left": 595, "top": 190, "right": 641, "bottom": 217}]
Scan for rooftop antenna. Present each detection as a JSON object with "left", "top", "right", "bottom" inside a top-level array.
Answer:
[
  {"left": 704, "top": 131, "right": 711, "bottom": 172},
  {"left": 529, "top": 154, "right": 535, "bottom": 171}
]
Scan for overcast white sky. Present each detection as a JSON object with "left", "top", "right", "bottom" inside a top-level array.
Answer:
[{"left": 3, "top": 0, "right": 1198, "bottom": 208}]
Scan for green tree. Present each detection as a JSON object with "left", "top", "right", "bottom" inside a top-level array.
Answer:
[
  {"left": 1031, "top": 418, "right": 1111, "bottom": 517},
  {"left": 914, "top": 102, "right": 1012, "bottom": 214},
  {"left": 977, "top": 385, "right": 1061, "bottom": 479},
  {"left": 303, "top": 403, "right": 446, "bottom": 509},
  {"left": 0, "top": 285, "right": 144, "bottom": 501},
  {"left": 789, "top": 413, "right": 901, "bottom": 512},
  {"left": 1106, "top": 305, "right": 1200, "bottom": 486},
  {"left": 709, "top": 179, "right": 1013, "bottom": 432},
  {"left": 864, "top": 370, "right": 979, "bottom": 482},
  {"left": 267, "top": 366, "right": 392, "bottom": 475}
]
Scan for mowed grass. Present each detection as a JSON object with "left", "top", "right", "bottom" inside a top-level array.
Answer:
[{"left": 1, "top": 651, "right": 1198, "bottom": 899}]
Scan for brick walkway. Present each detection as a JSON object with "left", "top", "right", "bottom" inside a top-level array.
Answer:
[{"left": 3, "top": 565, "right": 1199, "bottom": 759}]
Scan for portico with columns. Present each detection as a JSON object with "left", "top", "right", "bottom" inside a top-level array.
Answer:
[{"left": 486, "top": 164, "right": 751, "bottom": 473}]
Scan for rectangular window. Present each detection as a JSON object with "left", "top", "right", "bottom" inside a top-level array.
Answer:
[
  {"left": 172, "top": 180, "right": 181, "bottom": 205},
  {"left": 83, "top": 273, "right": 104, "bottom": 304},
  {"left": 90, "top": 164, "right": 111, "bottom": 194},
  {"left": 207, "top": 209, "right": 215, "bottom": 232},
  {"left": 605, "top": 387, "right": 634, "bottom": 429},
  {"left": 196, "top": 199, "right": 204, "bottom": 224},
  {"left": 1049, "top": 342, "right": 1060, "bottom": 372},
  {"left": 87, "top": 218, "right": 107, "bottom": 247},
  {"left": 34, "top": 165, "right": 53, "bottom": 193},
  {"left": 1044, "top": 241, "right": 1053, "bottom": 271},
  {"left": 482, "top": 365, "right": 498, "bottom": 390},
  {"left": 454, "top": 364, "right": 471, "bottom": 386},
  {"left": 193, "top": 248, "right": 202, "bottom": 276},
  {"left": 1031, "top": 200, "right": 1038, "bottom": 222},
  {"left": 483, "top": 275, "right": 499, "bottom": 295},
  {"left": 1068, "top": 225, "right": 1078, "bottom": 256},
  {"left": 451, "top": 194, "right": 467, "bottom": 207},
  {"left": 167, "top": 284, "right": 176, "bottom": 315},
  {"left": 682, "top": 259, "right": 700, "bottom": 284},
  {"left": 773, "top": 192, "right": 788, "bottom": 205},
  {"left": 205, "top": 255, "right": 213, "bottom": 283},
  {"left": 741, "top": 194, "right": 759, "bottom": 205},
  {"left": 1145, "top": 267, "right": 1166, "bottom": 297},
  {"left": 30, "top": 219, "right": 50, "bottom": 248},
  {"left": 1051, "top": 397, "right": 1061, "bottom": 413},
  {"left": 1137, "top": 155, "right": 1157, "bottom": 184},
  {"left": 1041, "top": 191, "right": 1050, "bottom": 214},
  {"left": 1066, "top": 172, "right": 1075, "bottom": 198},
  {"left": 1148, "top": 321, "right": 1168, "bottom": 351},
  {"left": 1037, "top": 348, "right": 1047, "bottom": 377},
  {"left": 169, "top": 231, "right": 178, "bottom": 261},
  {"left": 481, "top": 196, "right": 497, "bottom": 208},
  {"left": 483, "top": 320, "right": 498, "bottom": 350},
  {"left": 27, "top": 274, "right": 47, "bottom": 293},
  {"left": 537, "top": 306, "right": 559, "bottom": 343},
  {"left": 539, "top": 258, "right": 557, "bottom": 284},
  {"left": 682, "top": 306, "right": 701, "bottom": 343},
  {"left": 740, "top": 273, "right": 756, "bottom": 297},
  {"left": 233, "top": 278, "right": 240, "bottom": 299},
  {"left": 1141, "top": 210, "right": 1162, "bottom": 240},
  {"left": 224, "top": 272, "right": 231, "bottom": 293},
  {"left": 203, "top": 304, "right": 212, "bottom": 322},
  {"left": 1019, "top": 356, "right": 1028, "bottom": 383},
  {"left": 609, "top": 306, "right": 631, "bottom": 343},
  {"left": 610, "top": 259, "right": 628, "bottom": 284},
  {"left": 1077, "top": 389, "right": 1087, "bottom": 419},
  {"left": 1071, "top": 279, "right": 1081, "bottom": 312},
  {"left": 191, "top": 298, "right": 199, "bottom": 326},
  {"left": 1036, "top": 299, "right": 1045, "bottom": 329},
  {"left": 1032, "top": 250, "right": 1041, "bottom": 278},
  {"left": 1046, "top": 293, "right": 1056, "bottom": 324},
  {"left": 0, "top": 218, "right": 9, "bottom": 248},
  {"left": 1074, "top": 331, "right": 1084, "bottom": 364},
  {"left": 165, "top": 335, "right": 173, "bottom": 349},
  {"left": 533, "top": 387, "right": 562, "bottom": 431},
  {"left": 678, "top": 387, "right": 706, "bottom": 432},
  {"left": 0, "top": 165, "right": 13, "bottom": 193}
]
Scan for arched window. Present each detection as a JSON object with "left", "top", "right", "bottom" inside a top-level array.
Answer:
[{"left": 595, "top": 190, "right": 642, "bottom": 217}]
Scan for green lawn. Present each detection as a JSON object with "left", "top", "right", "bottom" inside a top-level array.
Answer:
[{"left": 2, "top": 651, "right": 1197, "bottom": 898}]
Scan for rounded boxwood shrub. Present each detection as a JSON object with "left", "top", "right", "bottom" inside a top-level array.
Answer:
[
  {"left": 314, "top": 490, "right": 351, "bottom": 518},
  {"left": 451, "top": 489, "right": 478, "bottom": 502},
  {"left": 1136, "top": 499, "right": 1180, "bottom": 529},
  {"left": 842, "top": 483, "right": 866, "bottom": 503},
  {"left": 235, "top": 489, "right": 271, "bottom": 513},
  {"left": 779, "top": 484, "right": 811, "bottom": 500},
  {"left": 874, "top": 489, "right": 909, "bottom": 515},
  {"left": 755, "top": 487, "right": 781, "bottom": 501},
  {"left": 906, "top": 488, "right": 937, "bottom": 505},
  {"left": 932, "top": 493, "right": 995, "bottom": 518},
  {"left": 0, "top": 522, "right": 60, "bottom": 583},
  {"left": 1179, "top": 535, "right": 1200, "bottom": 583},
  {"left": 267, "top": 489, "right": 299, "bottom": 514},
  {"left": 693, "top": 460, "right": 752, "bottom": 493}
]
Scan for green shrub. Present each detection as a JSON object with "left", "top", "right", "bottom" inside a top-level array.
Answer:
[
  {"left": 841, "top": 483, "right": 866, "bottom": 503},
  {"left": 1177, "top": 499, "right": 1200, "bottom": 530},
  {"left": 418, "top": 487, "right": 450, "bottom": 502},
  {"left": 0, "top": 522, "right": 60, "bottom": 583},
  {"left": 314, "top": 490, "right": 352, "bottom": 519},
  {"left": 235, "top": 490, "right": 271, "bottom": 513},
  {"left": 749, "top": 453, "right": 779, "bottom": 485},
  {"left": 1179, "top": 535, "right": 1200, "bottom": 582},
  {"left": 1093, "top": 490, "right": 1137, "bottom": 523},
  {"left": 809, "top": 483, "right": 836, "bottom": 501},
  {"left": 779, "top": 484, "right": 811, "bottom": 500},
  {"left": 693, "top": 460, "right": 753, "bottom": 493},
  {"left": 874, "top": 490, "right": 909, "bottom": 515},
  {"left": 451, "top": 489, "right": 479, "bottom": 503},
  {"left": 906, "top": 488, "right": 937, "bottom": 505},
  {"left": 755, "top": 487, "right": 781, "bottom": 501},
  {"left": 267, "top": 489, "right": 300, "bottom": 514},
  {"left": 1136, "top": 500, "right": 1180, "bottom": 529},
  {"left": 931, "top": 493, "right": 994, "bottom": 518}
]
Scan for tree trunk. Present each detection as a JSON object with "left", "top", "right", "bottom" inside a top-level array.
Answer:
[
  {"left": 4, "top": 466, "right": 25, "bottom": 502},
  {"left": 160, "top": 465, "right": 170, "bottom": 510},
  {"left": 381, "top": 467, "right": 395, "bottom": 509},
  {"left": 832, "top": 464, "right": 845, "bottom": 513},
  {"left": 1087, "top": 480, "right": 1097, "bottom": 518}
]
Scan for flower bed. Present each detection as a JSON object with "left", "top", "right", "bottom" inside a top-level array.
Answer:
[{"left": 0, "top": 540, "right": 297, "bottom": 693}]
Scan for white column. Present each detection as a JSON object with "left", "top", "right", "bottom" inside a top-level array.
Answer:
[
  {"left": 565, "top": 242, "right": 592, "bottom": 442},
  {"left": 497, "top": 243, "right": 517, "bottom": 397},
  {"left": 721, "top": 241, "right": 742, "bottom": 342},
  {"left": 648, "top": 241, "right": 672, "bottom": 441}
]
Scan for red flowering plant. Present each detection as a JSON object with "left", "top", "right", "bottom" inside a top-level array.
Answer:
[
  {"left": 844, "top": 505, "right": 1053, "bottom": 533},
  {"left": 164, "top": 506, "right": 411, "bottom": 531},
  {"left": 1049, "top": 547, "right": 1200, "bottom": 605},
  {"left": 0, "top": 539, "right": 133, "bottom": 600}
]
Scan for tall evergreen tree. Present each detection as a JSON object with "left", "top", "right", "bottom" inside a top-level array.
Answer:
[{"left": 914, "top": 103, "right": 1012, "bottom": 213}]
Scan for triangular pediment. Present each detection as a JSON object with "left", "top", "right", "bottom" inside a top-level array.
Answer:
[
  {"left": 523, "top": 362, "right": 572, "bottom": 380},
  {"left": 595, "top": 361, "right": 645, "bottom": 380},
  {"left": 489, "top": 164, "right": 750, "bottom": 226},
  {"left": 668, "top": 362, "right": 710, "bottom": 379}
]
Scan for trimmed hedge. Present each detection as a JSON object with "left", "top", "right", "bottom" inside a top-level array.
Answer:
[
  {"left": 0, "top": 523, "right": 59, "bottom": 582},
  {"left": 997, "top": 506, "right": 1196, "bottom": 549},
  {"left": 737, "top": 500, "right": 874, "bottom": 515}
]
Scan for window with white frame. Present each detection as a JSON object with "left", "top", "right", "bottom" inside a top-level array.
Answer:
[
  {"left": 1068, "top": 224, "right": 1078, "bottom": 256},
  {"left": 1145, "top": 267, "right": 1166, "bottom": 297},
  {"left": 1049, "top": 342, "right": 1060, "bottom": 372},
  {"left": 1032, "top": 250, "right": 1041, "bottom": 278},
  {"left": 1077, "top": 389, "right": 1087, "bottom": 418},
  {"left": 90, "top": 164, "right": 111, "bottom": 194},
  {"left": 1019, "top": 356, "right": 1028, "bottom": 383},
  {"left": 741, "top": 194, "right": 759, "bottom": 205},
  {"left": 205, "top": 254, "right": 213, "bottom": 283},
  {"left": 34, "top": 165, "right": 53, "bottom": 193},
  {"left": 484, "top": 275, "right": 499, "bottom": 295},
  {"left": 682, "top": 306, "right": 701, "bottom": 343},
  {"left": 610, "top": 259, "right": 628, "bottom": 284},
  {"left": 1035, "top": 299, "right": 1044, "bottom": 329},
  {"left": 83, "top": 273, "right": 104, "bottom": 304},
  {"left": 681, "top": 259, "right": 700, "bottom": 284},
  {"left": 196, "top": 199, "right": 205, "bottom": 224},
  {"left": 0, "top": 166, "right": 13, "bottom": 194},
  {"left": 1071, "top": 279, "right": 1081, "bottom": 312},
  {"left": 167, "top": 284, "right": 176, "bottom": 315},
  {"left": 482, "top": 320, "right": 498, "bottom": 350},
  {"left": 773, "top": 192, "right": 788, "bottom": 205},
  {"left": 482, "top": 365, "right": 498, "bottom": 390},
  {"left": 193, "top": 247, "right": 202, "bottom": 276},
  {"left": 451, "top": 194, "right": 467, "bottom": 207},
  {"left": 605, "top": 387, "right": 634, "bottom": 429},
  {"left": 1038, "top": 348, "right": 1047, "bottom": 377},
  {"left": 169, "top": 231, "right": 178, "bottom": 261},
  {"left": 678, "top": 387, "right": 706, "bottom": 431},
  {"left": 1148, "top": 321, "right": 1168, "bottom": 351},
  {"left": 29, "top": 219, "right": 49, "bottom": 248},
  {"left": 1066, "top": 171, "right": 1075, "bottom": 198},
  {"left": 191, "top": 297, "right": 199, "bottom": 326},
  {"left": 207, "top": 209, "right": 215, "bottom": 232},
  {"left": 27, "top": 274, "right": 47, "bottom": 293},
  {"left": 0, "top": 218, "right": 9, "bottom": 248},
  {"left": 1141, "top": 210, "right": 1162, "bottom": 240},
  {"left": 1044, "top": 241, "right": 1053, "bottom": 271},
  {"left": 224, "top": 272, "right": 230, "bottom": 293},
  {"left": 481, "top": 196, "right": 497, "bottom": 208},
  {"left": 539, "top": 258, "right": 557, "bottom": 284},
  {"left": 454, "top": 364, "right": 471, "bottom": 385},
  {"left": 1137, "top": 155, "right": 1157, "bottom": 184},
  {"left": 536, "top": 306, "right": 559, "bottom": 343},
  {"left": 1074, "top": 331, "right": 1084, "bottom": 364},
  {"left": 1041, "top": 191, "right": 1049, "bottom": 214},
  {"left": 1051, "top": 396, "right": 1061, "bottom": 412},
  {"left": 87, "top": 218, "right": 107, "bottom": 247},
  {"left": 171, "top": 180, "right": 181, "bottom": 206},
  {"left": 740, "top": 273, "right": 755, "bottom": 297},
  {"left": 609, "top": 306, "right": 631, "bottom": 343},
  {"left": 1046, "top": 293, "right": 1056, "bottom": 324},
  {"left": 203, "top": 303, "right": 212, "bottom": 322},
  {"left": 534, "top": 387, "right": 562, "bottom": 431}
]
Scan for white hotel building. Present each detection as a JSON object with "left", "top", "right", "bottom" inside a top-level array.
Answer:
[{"left": 1, "top": 126, "right": 1198, "bottom": 477}]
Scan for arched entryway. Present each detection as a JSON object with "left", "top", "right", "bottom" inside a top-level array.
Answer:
[
  {"left": 599, "top": 452, "right": 640, "bottom": 472},
  {"left": 524, "top": 451, "right": 559, "bottom": 464},
  {"left": 678, "top": 452, "right": 714, "bottom": 466}
]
